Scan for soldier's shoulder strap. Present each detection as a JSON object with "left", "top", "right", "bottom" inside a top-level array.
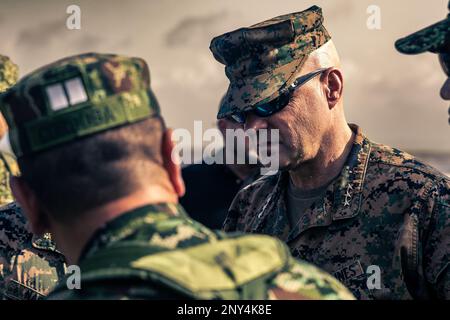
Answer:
[{"left": 74, "top": 234, "right": 292, "bottom": 299}]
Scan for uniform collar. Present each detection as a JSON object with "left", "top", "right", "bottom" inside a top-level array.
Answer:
[
  {"left": 251, "top": 124, "right": 372, "bottom": 241},
  {"left": 78, "top": 203, "right": 186, "bottom": 261}
]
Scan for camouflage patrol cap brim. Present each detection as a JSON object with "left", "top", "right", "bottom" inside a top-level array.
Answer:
[
  {"left": 395, "top": 16, "right": 450, "bottom": 54},
  {"left": 210, "top": 6, "right": 331, "bottom": 119},
  {"left": 0, "top": 53, "right": 160, "bottom": 157},
  {"left": 0, "top": 55, "right": 19, "bottom": 93}
]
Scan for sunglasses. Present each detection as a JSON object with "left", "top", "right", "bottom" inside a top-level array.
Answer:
[
  {"left": 227, "top": 68, "right": 329, "bottom": 124},
  {"left": 439, "top": 53, "right": 450, "bottom": 77}
]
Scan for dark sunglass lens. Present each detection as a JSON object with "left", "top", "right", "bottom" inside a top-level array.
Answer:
[
  {"left": 254, "top": 93, "right": 291, "bottom": 117},
  {"left": 231, "top": 113, "right": 246, "bottom": 124},
  {"left": 275, "top": 93, "right": 291, "bottom": 111},
  {"left": 255, "top": 104, "right": 273, "bottom": 117}
]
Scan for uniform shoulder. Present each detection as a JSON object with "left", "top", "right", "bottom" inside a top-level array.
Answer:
[
  {"left": 369, "top": 141, "right": 449, "bottom": 182},
  {"left": 268, "top": 259, "right": 355, "bottom": 300}
]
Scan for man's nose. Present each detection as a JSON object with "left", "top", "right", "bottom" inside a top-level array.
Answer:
[
  {"left": 440, "top": 78, "right": 450, "bottom": 100},
  {"left": 244, "top": 113, "right": 268, "bottom": 131}
]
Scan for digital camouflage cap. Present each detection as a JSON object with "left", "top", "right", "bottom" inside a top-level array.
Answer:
[
  {"left": 395, "top": 1, "right": 450, "bottom": 54},
  {"left": 210, "top": 5, "right": 331, "bottom": 119},
  {"left": 0, "top": 55, "right": 18, "bottom": 93},
  {"left": 0, "top": 53, "right": 160, "bottom": 157}
]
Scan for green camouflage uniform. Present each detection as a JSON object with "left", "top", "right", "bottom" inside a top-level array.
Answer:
[
  {"left": 223, "top": 125, "right": 450, "bottom": 299},
  {"left": 0, "top": 203, "right": 66, "bottom": 299},
  {"left": 0, "top": 54, "right": 66, "bottom": 300},
  {"left": 210, "top": 7, "right": 450, "bottom": 299},
  {"left": 0, "top": 52, "right": 354, "bottom": 300},
  {"left": 49, "top": 203, "right": 354, "bottom": 300}
]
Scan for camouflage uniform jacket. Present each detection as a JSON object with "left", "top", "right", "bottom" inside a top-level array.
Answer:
[
  {"left": 48, "top": 203, "right": 354, "bottom": 300},
  {"left": 224, "top": 125, "right": 450, "bottom": 300},
  {"left": 0, "top": 154, "right": 66, "bottom": 300}
]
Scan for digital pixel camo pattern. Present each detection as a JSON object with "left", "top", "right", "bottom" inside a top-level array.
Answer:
[
  {"left": 0, "top": 202, "right": 66, "bottom": 299},
  {"left": 395, "top": 1, "right": 450, "bottom": 54},
  {"left": 210, "top": 6, "right": 331, "bottom": 119},
  {"left": 48, "top": 203, "right": 354, "bottom": 300},
  {"left": 224, "top": 125, "right": 450, "bottom": 300}
]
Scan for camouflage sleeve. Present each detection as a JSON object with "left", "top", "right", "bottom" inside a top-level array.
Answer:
[
  {"left": 424, "top": 179, "right": 450, "bottom": 299},
  {"left": 268, "top": 259, "right": 355, "bottom": 300},
  {"left": 0, "top": 202, "right": 66, "bottom": 299}
]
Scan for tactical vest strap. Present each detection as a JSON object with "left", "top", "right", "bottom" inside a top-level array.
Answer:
[{"left": 78, "top": 234, "right": 292, "bottom": 299}]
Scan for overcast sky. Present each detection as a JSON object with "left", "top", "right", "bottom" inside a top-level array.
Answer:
[{"left": 0, "top": 0, "right": 449, "bottom": 153}]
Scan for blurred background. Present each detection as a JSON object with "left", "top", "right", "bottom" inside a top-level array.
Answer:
[{"left": 0, "top": 0, "right": 448, "bottom": 174}]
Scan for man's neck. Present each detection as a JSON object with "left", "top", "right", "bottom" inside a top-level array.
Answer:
[
  {"left": 51, "top": 184, "right": 178, "bottom": 265},
  {"left": 289, "top": 124, "right": 354, "bottom": 191}
]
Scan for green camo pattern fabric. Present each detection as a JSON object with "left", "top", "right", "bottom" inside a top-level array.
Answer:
[
  {"left": 48, "top": 203, "right": 354, "bottom": 300},
  {"left": 0, "top": 53, "right": 160, "bottom": 157},
  {"left": 0, "top": 202, "right": 67, "bottom": 299},
  {"left": 224, "top": 124, "right": 450, "bottom": 300}
]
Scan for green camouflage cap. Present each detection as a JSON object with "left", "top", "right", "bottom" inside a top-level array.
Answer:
[
  {"left": 0, "top": 53, "right": 160, "bottom": 157},
  {"left": 395, "top": 1, "right": 450, "bottom": 54},
  {"left": 210, "top": 5, "right": 331, "bottom": 119},
  {"left": 0, "top": 55, "right": 19, "bottom": 93}
]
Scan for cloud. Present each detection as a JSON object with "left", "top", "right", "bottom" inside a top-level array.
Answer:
[
  {"left": 165, "top": 11, "right": 229, "bottom": 48},
  {"left": 76, "top": 34, "right": 102, "bottom": 49},
  {"left": 15, "top": 18, "right": 133, "bottom": 53},
  {"left": 323, "top": 1, "right": 355, "bottom": 21},
  {"left": 16, "top": 19, "right": 66, "bottom": 47}
]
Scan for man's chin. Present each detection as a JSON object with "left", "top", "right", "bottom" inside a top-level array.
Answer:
[{"left": 275, "top": 154, "right": 292, "bottom": 171}]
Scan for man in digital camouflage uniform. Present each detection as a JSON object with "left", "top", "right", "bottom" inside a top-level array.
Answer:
[
  {"left": 0, "top": 55, "right": 66, "bottom": 300},
  {"left": 212, "top": 6, "right": 450, "bottom": 299},
  {"left": 1, "top": 52, "right": 354, "bottom": 300},
  {"left": 395, "top": 0, "right": 450, "bottom": 124}
]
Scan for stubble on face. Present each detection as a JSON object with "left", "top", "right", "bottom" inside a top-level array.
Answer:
[{"left": 266, "top": 79, "right": 329, "bottom": 171}]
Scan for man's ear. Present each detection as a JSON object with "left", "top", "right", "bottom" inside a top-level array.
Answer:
[
  {"left": 161, "top": 128, "right": 185, "bottom": 197},
  {"left": 10, "top": 176, "right": 49, "bottom": 236},
  {"left": 322, "top": 68, "right": 344, "bottom": 109}
]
